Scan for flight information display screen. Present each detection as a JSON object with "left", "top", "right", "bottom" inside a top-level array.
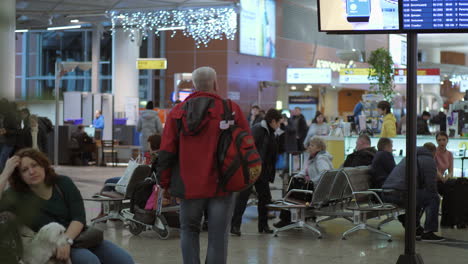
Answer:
[{"left": 402, "top": 0, "right": 468, "bottom": 30}]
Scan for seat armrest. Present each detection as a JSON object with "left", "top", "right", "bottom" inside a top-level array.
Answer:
[{"left": 352, "top": 191, "right": 385, "bottom": 206}]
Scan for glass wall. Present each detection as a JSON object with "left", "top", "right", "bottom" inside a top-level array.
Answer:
[{"left": 15, "top": 29, "right": 153, "bottom": 101}]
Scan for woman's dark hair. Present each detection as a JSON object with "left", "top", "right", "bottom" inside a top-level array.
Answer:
[
  {"left": 146, "top": 101, "right": 154, "bottom": 110},
  {"left": 377, "top": 101, "right": 391, "bottom": 114},
  {"left": 436, "top": 131, "right": 449, "bottom": 141},
  {"left": 377, "top": 137, "right": 392, "bottom": 151},
  {"left": 9, "top": 148, "right": 57, "bottom": 192},
  {"left": 147, "top": 134, "right": 162, "bottom": 151},
  {"left": 312, "top": 111, "right": 327, "bottom": 124},
  {"left": 264, "top": 109, "right": 282, "bottom": 124}
]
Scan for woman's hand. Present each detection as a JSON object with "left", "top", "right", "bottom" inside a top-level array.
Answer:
[
  {"left": 55, "top": 244, "right": 71, "bottom": 261},
  {"left": 1, "top": 156, "right": 20, "bottom": 179}
]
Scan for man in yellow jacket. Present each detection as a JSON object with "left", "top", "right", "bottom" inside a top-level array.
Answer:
[{"left": 377, "top": 101, "right": 397, "bottom": 138}]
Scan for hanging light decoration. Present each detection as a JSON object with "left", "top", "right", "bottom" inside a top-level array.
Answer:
[{"left": 110, "top": 7, "right": 237, "bottom": 47}]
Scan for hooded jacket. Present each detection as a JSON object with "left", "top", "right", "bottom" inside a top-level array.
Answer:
[
  {"left": 252, "top": 120, "right": 278, "bottom": 183},
  {"left": 383, "top": 147, "right": 438, "bottom": 192},
  {"left": 343, "top": 147, "right": 376, "bottom": 168},
  {"left": 370, "top": 151, "right": 396, "bottom": 188},
  {"left": 158, "top": 91, "right": 249, "bottom": 199},
  {"left": 381, "top": 113, "right": 396, "bottom": 138},
  {"left": 137, "top": 110, "right": 163, "bottom": 152},
  {"left": 298, "top": 151, "right": 333, "bottom": 186}
]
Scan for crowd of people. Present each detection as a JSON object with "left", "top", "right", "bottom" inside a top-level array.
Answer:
[
  {"left": 0, "top": 66, "right": 455, "bottom": 264},
  {"left": 0, "top": 99, "right": 53, "bottom": 172}
]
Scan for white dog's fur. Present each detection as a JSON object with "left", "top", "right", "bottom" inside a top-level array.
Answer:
[{"left": 21, "top": 222, "right": 70, "bottom": 264}]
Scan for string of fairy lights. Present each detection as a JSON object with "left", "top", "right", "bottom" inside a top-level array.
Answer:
[{"left": 110, "top": 7, "right": 237, "bottom": 47}]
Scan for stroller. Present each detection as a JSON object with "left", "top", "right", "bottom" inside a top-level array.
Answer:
[{"left": 120, "top": 170, "right": 180, "bottom": 239}]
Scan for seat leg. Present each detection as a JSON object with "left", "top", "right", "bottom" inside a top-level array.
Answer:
[
  {"left": 343, "top": 216, "right": 353, "bottom": 223},
  {"left": 274, "top": 222, "right": 301, "bottom": 236},
  {"left": 377, "top": 216, "right": 396, "bottom": 229},
  {"left": 366, "top": 225, "right": 392, "bottom": 240},
  {"left": 342, "top": 223, "right": 365, "bottom": 239},
  {"left": 303, "top": 223, "right": 322, "bottom": 238}
]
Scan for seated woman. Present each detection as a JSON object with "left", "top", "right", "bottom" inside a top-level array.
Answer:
[
  {"left": 370, "top": 137, "right": 396, "bottom": 189},
  {"left": 274, "top": 137, "right": 333, "bottom": 228},
  {"left": 435, "top": 131, "right": 453, "bottom": 184},
  {"left": 0, "top": 148, "right": 134, "bottom": 264}
]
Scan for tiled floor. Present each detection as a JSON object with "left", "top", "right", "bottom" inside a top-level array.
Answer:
[{"left": 57, "top": 166, "right": 468, "bottom": 264}]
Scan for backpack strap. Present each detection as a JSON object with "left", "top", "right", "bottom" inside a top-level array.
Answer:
[{"left": 222, "top": 99, "right": 234, "bottom": 121}]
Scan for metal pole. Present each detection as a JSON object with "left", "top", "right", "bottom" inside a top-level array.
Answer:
[
  {"left": 159, "top": 32, "right": 166, "bottom": 108},
  {"left": 54, "top": 62, "right": 60, "bottom": 167},
  {"left": 396, "top": 32, "right": 424, "bottom": 264}
]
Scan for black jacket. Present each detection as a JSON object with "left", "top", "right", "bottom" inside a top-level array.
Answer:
[
  {"left": 370, "top": 151, "right": 396, "bottom": 188},
  {"left": 248, "top": 115, "right": 263, "bottom": 128},
  {"left": 417, "top": 117, "right": 430, "bottom": 135},
  {"left": 37, "top": 117, "right": 53, "bottom": 153},
  {"left": 2, "top": 111, "right": 20, "bottom": 147},
  {"left": 343, "top": 147, "right": 377, "bottom": 168},
  {"left": 252, "top": 120, "right": 278, "bottom": 183}
]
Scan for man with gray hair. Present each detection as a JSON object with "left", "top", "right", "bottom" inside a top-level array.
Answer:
[{"left": 159, "top": 66, "right": 250, "bottom": 264}]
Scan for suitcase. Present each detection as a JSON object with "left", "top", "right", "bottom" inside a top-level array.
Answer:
[{"left": 440, "top": 178, "right": 468, "bottom": 228}]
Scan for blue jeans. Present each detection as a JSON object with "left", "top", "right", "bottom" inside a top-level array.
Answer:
[
  {"left": 70, "top": 240, "right": 134, "bottom": 264},
  {"left": 180, "top": 194, "right": 235, "bottom": 264},
  {"left": 0, "top": 144, "right": 14, "bottom": 173},
  {"left": 102, "top": 177, "right": 121, "bottom": 192}
]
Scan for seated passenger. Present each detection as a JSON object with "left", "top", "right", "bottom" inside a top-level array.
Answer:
[
  {"left": 70, "top": 125, "right": 94, "bottom": 165},
  {"left": 92, "top": 134, "right": 161, "bottom": 221},
  {"left": 0, "top": 148, "right": 134, "bottom": 264},
  {"left": 274, "top": 137, "right": 333, "bottom": 228},
  {"left": 382, "top": 143, "right": 445, "bottom": 242},
  {"left": 370, "top": 137, "right": 396, "bottom": 189},
  {"left": 343, "top": 134, "right": 376, "bottom": 167}
]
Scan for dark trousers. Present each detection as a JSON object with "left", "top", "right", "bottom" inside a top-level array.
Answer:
[
  {"left": 382, "top": 189, "right": 440, "bottom": 233},
  {"left": 231, "top": 177, "right": 272, "bottom": 229}
]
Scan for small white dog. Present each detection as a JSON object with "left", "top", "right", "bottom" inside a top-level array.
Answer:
[{"left": 21, "top": 222, "right": 70, "bottom": 264}]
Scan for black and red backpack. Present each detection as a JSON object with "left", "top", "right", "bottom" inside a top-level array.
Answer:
[{"left": 216, "top": 100, "right": 262, "bottom": 192}]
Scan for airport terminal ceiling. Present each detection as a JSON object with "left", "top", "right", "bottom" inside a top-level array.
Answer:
[{"left": 16, "top": 0, "right": 236, "bottom": 28}]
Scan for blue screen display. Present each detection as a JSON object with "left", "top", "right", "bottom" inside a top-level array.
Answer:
[
  {"left": 347, "top": 0, "right": 371, "bottom": 20},
  {"left": 403, "top": 0, "right": 468, "bottom": 30}
]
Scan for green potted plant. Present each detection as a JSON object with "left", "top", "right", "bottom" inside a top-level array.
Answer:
[{"left": 367, "top": 48, "right": 395, "bottom": 101}]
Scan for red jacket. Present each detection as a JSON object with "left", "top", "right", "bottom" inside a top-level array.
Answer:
[{"left": 158, "top": 91, "right": 250, "bottom": 199}]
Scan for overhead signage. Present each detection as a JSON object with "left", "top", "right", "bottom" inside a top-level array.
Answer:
[
  {"left": 339, "top": 68, "right": 374, "bottom": 84},
  {"left": 318, "top": 0, "right": 400, "bottom": 33},
  {"left": 228, "top": 91, "right": 241, "bottom": 101},
  {"left": 394, "top": 68, "right": 441, "bottom": 84},
  {"left": 389, "top": 34, "right": 408, "bottom": 67},
  {"left": 287, "top": 68, "right": 332, "bottom": 84},
  {"left": 402, "top": 0, "right": 468, "bottom": 31},
  {"left": 288, "top": 96, "right": 318, "bottom": 104},
  {"left": 316, "top": 59, "right": 355, "bottom": 72},
  {"left": 136, "top": 58, "right": 167, "bottom": 70}
]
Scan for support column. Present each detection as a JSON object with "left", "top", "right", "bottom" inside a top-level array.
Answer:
[
  {"left": 112, "top": 29, "right": 140, "bottom": 114},
  {"left": 0, "top": 0, "right": 15, "bottom": 100},
  {"left": 92, "top": 25, "right": 102, "bottom": 94}
]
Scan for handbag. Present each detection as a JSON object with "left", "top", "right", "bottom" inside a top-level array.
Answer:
[
  {"left": 73, "top": 226, "right": 104, "bottom": 249},
  {"left": 288, "top": 177, "right": 314, "bottom": 202},
  {"left": 116, "top": 156, "right": 143, "bottom": 194}
]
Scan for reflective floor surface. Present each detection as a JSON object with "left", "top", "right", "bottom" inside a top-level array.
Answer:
[{"left": 57, "top": 166, "right": 468, "bottom": 264}]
